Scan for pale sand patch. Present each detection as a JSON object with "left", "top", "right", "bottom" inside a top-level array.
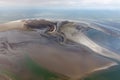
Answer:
[
  {"left": 0, "top": 20, "right": 25, "bottom": 32},
  {"left": 81, "top": 62, "right": 118, "bottom": 80},
  {"left": 91, "top": 62, "right": 118, "bottom": 72}
]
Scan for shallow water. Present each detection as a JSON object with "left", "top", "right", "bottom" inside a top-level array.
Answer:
[
  {"left": 0, "top": 9, "right": 120, "bottom": 80},
  {"left": 83, "top": 65, "right": 120, "bottom": 80}
]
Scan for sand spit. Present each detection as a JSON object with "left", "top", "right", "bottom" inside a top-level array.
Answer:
[
  {"left": 0, "top": 19, "right": 118, "bottom": 80},
  {"left": 0, "top": 20, "right": 25, "bottom": 32},
  {"left": 90, "top": 62, "right": 118, "bottom": 73}
]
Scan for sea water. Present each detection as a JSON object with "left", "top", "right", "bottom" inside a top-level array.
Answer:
[{"left": 0, "top": 8, "right": 120, "bottom": 80}]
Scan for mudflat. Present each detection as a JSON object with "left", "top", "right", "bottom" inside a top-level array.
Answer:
[{"left": 0, "top": 19, "right": 117, "bottom": 80}]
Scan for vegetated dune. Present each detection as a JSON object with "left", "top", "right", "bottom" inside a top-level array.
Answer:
[{"left": 0, "top": 19, "right": 118, "bottom": 80}]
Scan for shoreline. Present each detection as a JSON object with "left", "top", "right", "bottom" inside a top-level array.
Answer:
[
  {"left": 91, "top": 62, "right": 118, "bottom": 73},
  {"left": 81, "top": 62, "right": 118, "bottom": 80}
]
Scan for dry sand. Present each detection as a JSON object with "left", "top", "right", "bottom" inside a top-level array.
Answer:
[{"left": 0, "top": 20, "right": 26, "bottom": 32}]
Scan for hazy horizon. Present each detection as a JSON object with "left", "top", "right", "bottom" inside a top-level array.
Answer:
[{"left": 0, "top": 0, "right": 120, "bottom": 10}]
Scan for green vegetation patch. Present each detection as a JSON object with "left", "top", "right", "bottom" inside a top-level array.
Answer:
[
  {"left": 25, "top": 55, "right": 61, "bottom": 80},
  {"left": 1, "top": 70, "right": 21, "bottom": 80}
]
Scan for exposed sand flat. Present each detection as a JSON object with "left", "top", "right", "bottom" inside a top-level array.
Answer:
[
  {"left": 60, "top": 22, "right": 120, "bottom": 61},
  {"left": 0, "top": 20, "right": 25, "bottom": 32},
  {"left": 21, "top": 43, "right": 117, "bottom": 80},
  {"left": 0, "top": 19, "right": 118, "bottom": 80}
]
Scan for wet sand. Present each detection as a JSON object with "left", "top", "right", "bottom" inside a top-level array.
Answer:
[{"left": 0, "top": 19, "right": 118, "bottom": 80}]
